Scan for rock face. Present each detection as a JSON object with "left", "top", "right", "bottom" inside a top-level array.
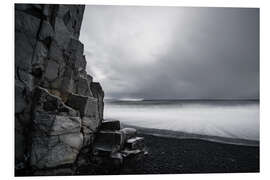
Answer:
[
  {"left": 15, "top": 4, "right": 145, "bottom": 176},
  {"left": 15, "top": 4, "right": 103, "bottom": 174}
]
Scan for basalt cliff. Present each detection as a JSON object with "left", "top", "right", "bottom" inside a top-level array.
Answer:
[{"left": 15, "top": 4, "right": 145, "bottom": 176}]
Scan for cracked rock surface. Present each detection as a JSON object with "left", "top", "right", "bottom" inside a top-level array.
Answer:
[{"left": 15, "top": 4, "right": 145, "bottom": 176}]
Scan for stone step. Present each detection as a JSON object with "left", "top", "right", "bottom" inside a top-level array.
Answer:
[
  {"left": 100, "top": 120, "right": 121, "bottom": 131},
  {"left": 125, "top": 137, "right": 145, "bottom": 150}
]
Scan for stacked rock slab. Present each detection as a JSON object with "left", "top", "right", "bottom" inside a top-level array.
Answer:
[
  {"left": 92, "top": 120, "right": 146, "bottom": 169},
  {"left": 15, "top": 4, "right": 104, "bottom": 175}
]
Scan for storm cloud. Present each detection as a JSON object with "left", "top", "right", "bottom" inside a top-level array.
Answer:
[{"left": 80, "top": 6, "right": 259, "bottom": 99}]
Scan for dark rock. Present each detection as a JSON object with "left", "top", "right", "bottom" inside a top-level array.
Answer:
[
  {"left": 44, "top": 60, "right": 59, "bottom": 81},
  {"left": 66, "top": 93, "right": 99, "bottom": 118},
  {"left": 14, "top": 4, "right": 144, "bottom": 174},
  {"left": 82, "top": 133, "right": 94, "bottom": 147},
  {"left": 82, "top": 116, "right": 100, "bottom": 133},
  {"left": 93, "top": 131, "right": 124, "bottom": 153},
  {"left": 15, "top": 10, "right": 41, "bottom": 37},
  {"left": 121, "top": 149, "right": 145, "bottom": 165},
  {"left": 32, "top": 113, "right": 81, "bottom": 136},
  {"left": 53, "top": 17, "right": 71, "bottom": 49},
  {"left": 32, "top": 41, "right": 48, "bottom": 67},
  {"left": 126, "top": 137, "right": 145, "bottom": 150},
  {"left": 121, "top": 149, "right": 145, "bottom": 168},
  {"left": 90, "top": 82, "right": 104, "bottom": 120},
  {"left": 15, "top": 30, "right": 36, "bottom": 71},
  {"left": 120, "top": 128, "right": 137, "bottom": 142},
  {"left": 15, "top": 81, "right": 27, "bottom": 114},
  {"left": 60, "top": 66, "right": 75, "bottom": 95},
  {"left": 38, "top": 20, "right": 54, "bottom": 41},
  {"left": 75, "top": 75, "right": 92, "bottom": 97},
  {"left": 87, "top": 74, "right": 93, "bottom": 84},
  {"left": 100, "top": 120, "right": 121, "bottom": 131},
  {"left": 33, "top": 86, "right": 79, "bottom": 117},
  {"left": 48, "top": 40, "right": 64, "bottom": 63},
  {"left": 17, "top": 69, "right": 34, "bottom": 89},
  {"left": 15, "top": 117, "right": 26, "bottom": 162},
  {"left": 30, "top": 133, "right": 83, "bottom": 169},
  {"left": 30, "top": 110, "right": 83, "bottom": 169},
  {"left": 66, "top": 38, "right": 84, "bottom": 56},
  {"left": 110, "top": 152, "right": 123, "bottom": 167},
  {"left": 92, "top": 147, "right": 113, "bottom": 157}
]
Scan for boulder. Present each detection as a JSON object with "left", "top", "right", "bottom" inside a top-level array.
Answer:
[
  {"left": 93, "top": 131, "right": 124, "bottom": 153},
  {"left": 126, "top": 137, "right": 145, "bottom": 150},
  {"left": 121, "top": 149, "right": 144, "bottom": 159},
  {"left": 100, "top": 120, "right": 121, "bottom": 131},
  {"left": 120, "top": 128, "right": 137, "bottom": 142}
]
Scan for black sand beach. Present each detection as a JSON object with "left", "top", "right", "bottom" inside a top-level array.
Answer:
[
  {"left": 77, "top": 126, "right": 259, "bottom": 175},
  {"left": 120, "top": 135, "right": 259, "bottom": 174}
]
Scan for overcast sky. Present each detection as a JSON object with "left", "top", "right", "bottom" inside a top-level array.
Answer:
[{"left": 80, "top": 6, "right": 259, "bottom": 100}]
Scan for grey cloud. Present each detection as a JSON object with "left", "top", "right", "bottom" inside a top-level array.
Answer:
[{"left": 80, "top": 6, "right": 259, "bottom": 99}]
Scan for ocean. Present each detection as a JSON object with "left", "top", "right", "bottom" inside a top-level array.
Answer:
[{"left": 104, "top": 100, "right": 259, "bottom": 143}]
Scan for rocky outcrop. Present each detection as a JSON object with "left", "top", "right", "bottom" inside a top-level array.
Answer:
[{"left": 15, "top": 4, "right": 145, "bottom": 176}]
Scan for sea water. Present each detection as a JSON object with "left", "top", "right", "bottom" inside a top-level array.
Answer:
[{"left": 104, "top": 100, "right": 259, "bottom": 141}]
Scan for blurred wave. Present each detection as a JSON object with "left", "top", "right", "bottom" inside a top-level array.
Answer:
[{"left": 104, "top": 100, "right": 259, "bottom": 141}]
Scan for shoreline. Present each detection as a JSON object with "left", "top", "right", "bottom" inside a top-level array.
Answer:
[{"left": 122, "top": 124, "right": 259, "bottom": 147}]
